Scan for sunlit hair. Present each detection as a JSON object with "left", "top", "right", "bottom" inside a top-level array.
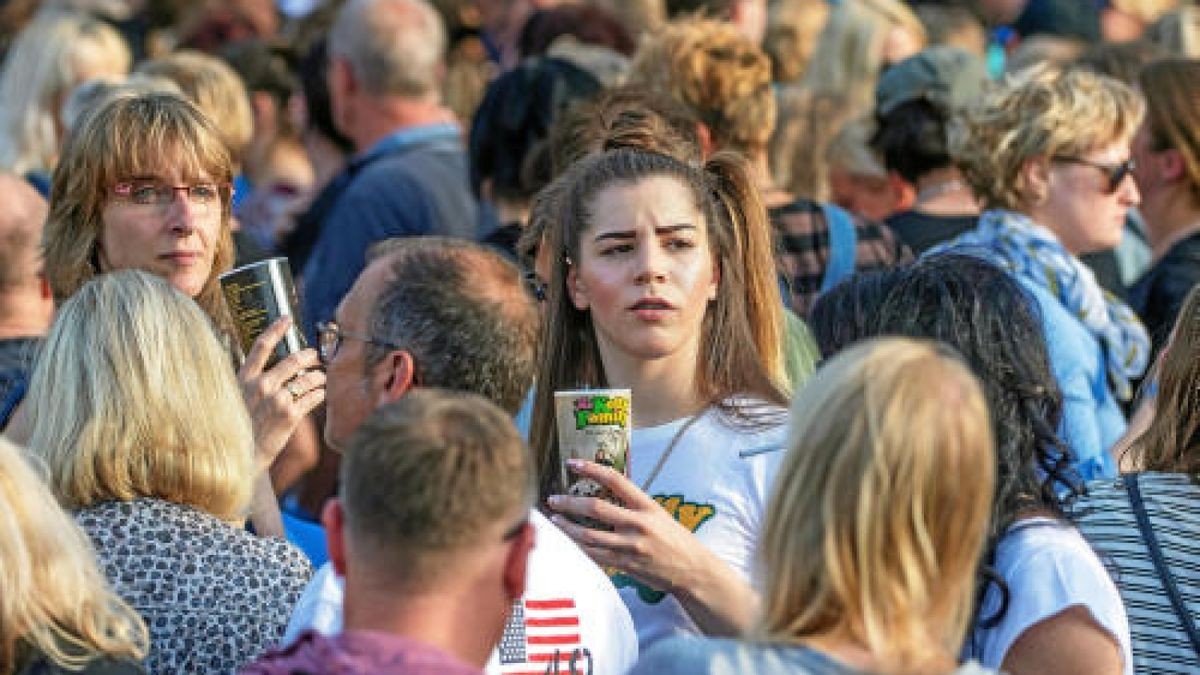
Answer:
[
  {"left": 1127, "top": 284, "right": 1200, "bottom": 475},
  {"left": 0, "top": 10, "right": 130, "bottom": 175},
  {"left": 759, "top": 337, "right": 994, "bottom": 673},
  {"left": 342, "top": 389, "right": 534, "bottom": 586},
  {"left": 43, "top": 91, "right": 237, "bottom": 338},
  {"left": 949, "top": 65, "right": 1145, "bottom": 211},
  {"left": 1139, "top": 58, "right": 1200, "bottom": 205},
  {"left": 136, "top": 51, "right": 255, "bottom": 163},
  {"left": 330, "top": 0, "right": 445, "bottom": 99},
  {"left": 627, "top": 18, "right": 776, "bottom": 156},
  {"left": 801, "top": 0, "right": 926, "bottom": 116},
  {"left": 529, "top": 148, "right": 787, "bottom": 500},
  {"left": 765, "top": 0, "right": 830, "bottom": 84},
  {"left": 23, "top": 271, "right": 255, "bottom": 522},
  {"left": 0, "top": 437, "right": 147, "bottom": 672}
]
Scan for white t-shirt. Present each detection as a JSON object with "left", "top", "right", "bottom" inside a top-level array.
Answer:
[
  {"left": 619, "top": 402, "right": 788, "bottom": 651},
  {"left": 967, "top": 518, "right": 1133, "bottom": 674},
  {"left": 284, "top": 510, "right": 638, "bottom": 675}
]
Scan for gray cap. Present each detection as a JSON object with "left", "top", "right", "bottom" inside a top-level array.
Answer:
[{"left": 875, "top": 46, "right": 990, "bottom": 117}]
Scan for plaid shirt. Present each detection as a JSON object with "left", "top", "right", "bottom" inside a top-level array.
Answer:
[{"left": 771, "top": 199, "right": 913, "bottom": 316}]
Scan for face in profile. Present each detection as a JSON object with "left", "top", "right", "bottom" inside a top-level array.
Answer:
[
  {"left": 567, "top": 174, "right": 719, "bottom": 367},
  {"left": 97, "top": 164, "right": 224, "bottom": 299},
  {"left": 1040, "top": 141, "right": 1140, "bottom": 255}
]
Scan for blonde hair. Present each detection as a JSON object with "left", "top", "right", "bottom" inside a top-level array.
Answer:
[
  {"left": 0, "top": 437, "right": 147, "bottom": 672},
  {"left": 764, "top": 0, "right": 830, "bottom": 83},
  {"left": 0, "top": 10, "right": 131, "bottom": 174},
  {"left": 628, "top": 18, "right": 776, "bottom": 156},
  {"left": 23, "top": 270, "right": 255, "bottom": 522},
  {"left": 136, "top": 51, "right": 255, "bottom": 163},
  {"left": 949, "top": 66, "right": 1145, "bottom": 211},
  {"left": 43, "top": 91, "right": 237, "bottom": 338},
  {"left": 801, "top": 0, "right": 926, "bottom": 116},
  {"left": 758, "top": 338, "right": 995, "bottom": 673}
]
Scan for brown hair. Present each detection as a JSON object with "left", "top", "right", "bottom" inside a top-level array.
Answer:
[
  {"left": 530, "top": 148, "right": 786, "bottom": 499},
  {"left": 1127, "top": 285, "right": 1200, "bottom": 475},
  {"left": 43, "top": 91, "right": 236, "bottom": 338},
  {"left": 1139, "top": 57, "right": 1200, "bottom": 206},
  {"left": 341, "top": 389, "right": 534, "bottom": 583},
  {"left": 628, "top": 18, "right": 776, "bottom": 156}
]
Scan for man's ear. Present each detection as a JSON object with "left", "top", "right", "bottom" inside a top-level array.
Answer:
[
  {"left": 502, "top": 522, "right": 535, "bottom": 601},
  {"left": 372, "top": 349, "right": 416, "bottom": 407},
  {"left": 322, "top": 499, "right": 348, "bottom": 577},
  {"left": 1018, "top": 156, "right": 1051, "bottom": 206},
  {"left": 330, "top": 56, "right": 356, "bottom": 98},
  {"left": 888, "top": 170, "right": 916, "bottom": 212}
]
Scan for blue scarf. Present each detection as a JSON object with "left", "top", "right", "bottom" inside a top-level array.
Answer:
[{"left": 928, "top": 209, "right": 1150, "bottom": 401}]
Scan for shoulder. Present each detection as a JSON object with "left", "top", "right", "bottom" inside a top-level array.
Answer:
[
  {"left": 632, "top": 638, "right": 857, "bottom": 675},
  {"left": 14, "top": 650, "right": 144, "bottom": 675}
]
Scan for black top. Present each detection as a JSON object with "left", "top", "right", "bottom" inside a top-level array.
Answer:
[
  {"left": 15, "top": 647, "right": 143, "bottom": 675},
  {"left": 885, "top": 210, "right": 977, "bottom": 255},
  {"left": 1129, "top": 231, "right": 1200, "bottom": 354},
  {"left": 0, "top": 336, "right": 40, "bottom": 429}
]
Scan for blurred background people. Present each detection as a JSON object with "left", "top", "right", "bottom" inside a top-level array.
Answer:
[{"left": 0, "top": 173, "right": 50, "bottom": 430}]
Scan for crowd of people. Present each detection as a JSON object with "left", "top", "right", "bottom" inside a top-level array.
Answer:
[{"left": 0, "top": 0, "right": 1197, "bottom": 673}]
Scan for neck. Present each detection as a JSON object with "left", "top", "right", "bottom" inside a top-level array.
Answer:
[
  {"left": 912, "top": 167, "right": 979, "bottom": 216},
  {"left": 751, "top": 149, "right": 794, "bottom": 209},
  {"left": 1143, "top": 190, "right": 1200, "bottom": 259},
  {"left": 598, "top": 343, "right": 706, "bottom": 429},
  {"left": 342, "top": 569, "right": 497, "bottom": 668},
  {"left": 0, "top": 297, "right": 51, "bottom": 340},
  {"left": 350, "top": 96, "right": 458, "bottom": 154}
]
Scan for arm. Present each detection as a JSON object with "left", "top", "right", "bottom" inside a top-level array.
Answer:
[
  {"left": 547, "top": 459, "right": 758, "bottom": 636},
  {"left": 1000, "top": 605, "right": 1124, "bottom": 675}
]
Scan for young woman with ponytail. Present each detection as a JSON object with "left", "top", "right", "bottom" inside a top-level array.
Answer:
[{"left": 532, "top": 147, "right": 789, "bottom": 649}]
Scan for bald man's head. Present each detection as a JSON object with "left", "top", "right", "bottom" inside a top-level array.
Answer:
[{"left": 0, "top": 174, "right": 48, "bottom": 294}]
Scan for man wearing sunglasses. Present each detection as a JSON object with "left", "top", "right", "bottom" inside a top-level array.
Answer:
[{"left": 283, "top": 237, "right": 638, "bottom": 675}]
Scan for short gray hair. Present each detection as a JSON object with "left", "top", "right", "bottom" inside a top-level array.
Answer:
[{"left": 330, "top": 0, "right": 446, "bottom": 98}]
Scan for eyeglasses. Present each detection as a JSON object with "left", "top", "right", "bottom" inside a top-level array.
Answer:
[
  {"left": 1051, "top": 156, "right": 1136, "bottom": 194},
  {"left": 316, "top": 321, "right": 403, "bottom": 365},
  {"left": 112, "top": 179, "right": 228, "bottom": 214}
]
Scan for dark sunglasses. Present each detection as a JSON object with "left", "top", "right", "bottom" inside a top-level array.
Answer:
[{"left": 1051, "top": 156, "right": 1136, "bottom": 194}]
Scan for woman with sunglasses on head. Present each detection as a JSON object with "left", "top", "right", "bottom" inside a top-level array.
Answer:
[
  {"left": 929, "top": 65, "right": 1149, "bottom": 481},
  {"left": 35, "top": 90, "right": 325, "bottom": 534},
  {"left": 532, "top": 147, "right": 790, "bottom": 650}
]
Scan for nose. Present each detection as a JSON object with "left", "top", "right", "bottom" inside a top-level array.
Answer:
[
  {"left": 633, "top": 241, "right": 668, "bottom": 285},
  {"left": 164, "top": 190, "right": 198, "bottom": 233},
  {"left": 1117, "top": 172, "right": 1140, "bottom": 207}
]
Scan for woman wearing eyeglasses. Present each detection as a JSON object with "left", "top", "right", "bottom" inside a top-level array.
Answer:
[
  {"left": 929, "top": 65, "right": 1150, "bottom": 482},
  {"left": 36, "top": 91, "right": 325, "bottom": 534}
]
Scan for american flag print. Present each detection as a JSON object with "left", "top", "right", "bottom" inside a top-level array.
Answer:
[{"left": 497, "top": 598, "right": 592, "bottom": 675}]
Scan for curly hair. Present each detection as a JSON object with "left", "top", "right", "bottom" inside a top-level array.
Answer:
[
  {"left": 949, "top": 65, "right": 1144, "bottom": 211},
  {"left": 627, "top": 17, "right": 775, "bottom": 156}
]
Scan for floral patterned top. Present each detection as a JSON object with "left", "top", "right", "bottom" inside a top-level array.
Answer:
[{"left": 76, "top": 499, "right": 313, "bottom": 674}]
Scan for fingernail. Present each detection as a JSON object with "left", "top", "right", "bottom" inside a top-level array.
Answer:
[
  {"left": 566, "top": 458, "right": 584, "bottom": 470},
  {"left": 546, "top": 495, "right": 562, "bottom": 507}
]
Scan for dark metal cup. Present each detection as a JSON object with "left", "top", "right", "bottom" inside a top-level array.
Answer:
[{"left": 219, "top": 257, "right": 307, "bottom": 368}]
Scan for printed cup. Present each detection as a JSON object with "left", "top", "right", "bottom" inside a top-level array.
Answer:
[
  {"left": 219, "top": 257, "right": 307, "bottom": 369},
  {"left": 555, "top": 389, "right": 632, "bottom": 527}
]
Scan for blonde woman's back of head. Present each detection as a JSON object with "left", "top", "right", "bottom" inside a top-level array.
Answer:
[
  {"left": 760, "top": 337, "right": 995, "bottom": 674},
  {"left": 23, "top": 270, "right": 255, "bottom": 523},
  {"left": 0, "top": 436, "right": 147, "bottom": 672}
]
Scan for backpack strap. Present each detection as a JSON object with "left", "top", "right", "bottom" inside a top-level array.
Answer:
[
  {"left": 820, "top": 203, "right": 858, "bottom": 293},
  {"left": 1124, "top": 473, "right": 1200, "bottom": 654}
]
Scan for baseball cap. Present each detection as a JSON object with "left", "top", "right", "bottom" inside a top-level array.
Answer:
[{"left": 875, "top": 45, "right": 990, "bottom": 117}]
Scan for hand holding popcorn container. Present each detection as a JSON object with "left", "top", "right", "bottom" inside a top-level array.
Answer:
[{"left": 554, "top": 389, "right": 632, "bottom": 528}]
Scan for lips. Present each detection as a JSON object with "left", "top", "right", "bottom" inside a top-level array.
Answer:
[
  {"left": 630, "top": 297, "right": 675, "bottom": 311},
  {"left": 159, "top": 251, "right": 203, "bottom": 265}
]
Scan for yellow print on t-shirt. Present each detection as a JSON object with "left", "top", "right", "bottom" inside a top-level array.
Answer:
[{"left": 610, "top": 494, "right": 715, "bottom": 604}]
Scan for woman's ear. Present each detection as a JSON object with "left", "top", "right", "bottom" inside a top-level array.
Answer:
[
  {"left": 566, "top": 259, "right": 589, "bottom": 310},
  {"left": 1018, "top": 156, "right": 1051, "bottom": 206}
]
